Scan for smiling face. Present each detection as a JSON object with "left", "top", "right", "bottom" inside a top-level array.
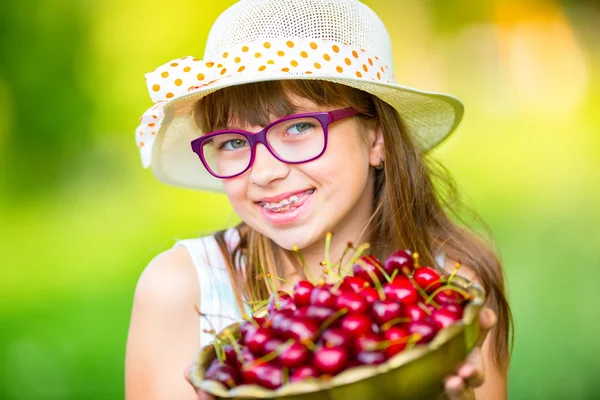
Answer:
[{"left": 196, "top": 81, "right": 385, "bottom": 253}]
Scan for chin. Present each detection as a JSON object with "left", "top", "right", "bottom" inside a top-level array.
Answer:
[{"left": 265, "top": 225, "right": 322, "bottom": 252}]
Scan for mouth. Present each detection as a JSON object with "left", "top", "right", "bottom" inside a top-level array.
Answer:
[{"left": 256, "top": 188, "right": 315, "bottom": 213}]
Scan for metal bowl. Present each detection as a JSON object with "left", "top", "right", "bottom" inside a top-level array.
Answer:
[{"left": 190, "top": 275, "right": 485, "bottom": 400}]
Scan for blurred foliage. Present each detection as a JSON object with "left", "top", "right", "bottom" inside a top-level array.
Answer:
[{"left": 0, "top": 0, "right": 599, "bottom": 399}]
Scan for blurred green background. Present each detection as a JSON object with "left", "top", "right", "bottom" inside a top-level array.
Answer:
[{"left": 1, "top": 0, "right": 599, "bottom": 398}]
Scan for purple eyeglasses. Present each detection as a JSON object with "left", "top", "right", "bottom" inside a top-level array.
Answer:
[{"left": 190, "top": 107, "right": 360, "bottom": 179}]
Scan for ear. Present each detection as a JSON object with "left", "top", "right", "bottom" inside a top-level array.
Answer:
[{"left": 368, "top": 123, "right": 385, "bottom": 168}]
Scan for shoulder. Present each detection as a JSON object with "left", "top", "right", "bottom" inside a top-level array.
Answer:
[{"left": 134, "top": 246, "right": 199, "bottom": 310}]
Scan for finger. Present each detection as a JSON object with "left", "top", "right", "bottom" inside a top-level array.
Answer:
[
  {"left": 444, "top": 375, "right": 470, "bottom": 400},
  {"left": 197, "top": 391, "right": 215, "bottom": 400},
  {"left": 475, "top": 307, "right": 497, "bottom": 348},
  {"left": 458, "top": 347, "right": 485, "bottom": 388}
]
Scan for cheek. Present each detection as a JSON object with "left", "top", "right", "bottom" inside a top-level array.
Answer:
[{"left": 222, "top": 177, "right": 250, "bottom": 213}]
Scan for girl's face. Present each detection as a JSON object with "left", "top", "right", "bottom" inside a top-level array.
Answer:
[{"left": 222, "top": 93, "right": 384, "bottom": 251}]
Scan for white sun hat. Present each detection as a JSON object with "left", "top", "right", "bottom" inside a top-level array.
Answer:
[{"left": 135, "top": 0, "right": 464, "bottom": 192}]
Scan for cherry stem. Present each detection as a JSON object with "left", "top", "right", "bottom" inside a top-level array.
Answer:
[
  {"left": 250, "top": 339, "right": 294, "bottom": 368},
  {"left": 388, "top": 269, "right": 399, "bottom": 282},
  {"left": 200, "top": 312, "right": 241, "bottom": 323},
  {"left": 213, "top": 339, "right": 226, "bottom": 363},
  {"left": 376, "top": 333, "right": 422, "bottom": 350},
  {"left": 380, "top": 317, "right": 412, "bottom": 331},
  {"left": 340, "top": 242, "right": 370, "bottom": 276},
  {"left": 371, "top": 259, "right": 394, "bottom": 283},
  {"left": 223, "top": 331, "right": 244, "bottom": 362},
  {"left": 325, "top": 232, "right": 332, "bottom": 268},
  {"left": 417, "top": 301, "right": 432, "bottom": 315},
  {"left": 293, "top": 244, "right": 316, "bottom": 284},
  {"left": 408, "top": 276, "right": 440, "bottom": 308},
  {"left": 283, "top": 367, "right": 289, "bottom": 385},
  {"left": 448, "top": 262, "right": 461, "bottom": 285},
  {"left": 316, "top": 308, "right": 349, "bottom": 336},
  {"left": 359, "top": 259, "right": 385, "bottom": 300},
  {"left": 413, "top": 252, "right": 420, "bottom": 268},
  {"left": 242, "top": 313, "right": 260, "bottom": 328},
  {"left": 301, "top": 338, "right": 316, "bottom": 351},
  {"left": 336, "top": 242, "right": 355, "bottom": 276},
  {"left": 425, "top": 284, "right": 470, "bottom": 305}
]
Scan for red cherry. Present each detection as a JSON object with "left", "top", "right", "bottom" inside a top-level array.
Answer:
[
  {"left": 240, "top": 320, "right": 258, "bottom": 344},
  {"left": 280, "top": 342, "right": 311, "bottom": 368},
  {"left": 356, "top": 350, "right": 387, "bottom": 365},
  {"left": 383, "top": 276, "right": 418, "bottom": 305},
  {"left": 429, "top": 304, "right": 464, "bottom": 330},
  {"left": 268, "top": 291, "right": 296, "bottom": 313},
  {"left": 335, "top": 291, "right": 368, "bottom": 313},
  {"left": 293, "top": 280, "right": 315, "bottom": 307},
  {"left": 242, "top": 362, "right": 283, "bottom": 390},
  {"left": 246, "top": 327, "right": 275, "bottom": 355},
  {"left": 310, "top": 285, "right": 338, "bottom": 308},
  {"left": 359, "top": 287, "right": 380, "bottom": 303},
  {"left": 290, "top": 365, "right": 319, "bottom": 382},
  {"left": 268, "top": 309, "right": 293, "bottom": 334},
  {"left": 340, "top": 313, "right": 373, "bottom": 337},
  {"left": 354, "top": 331, "right": 382, "bottom": 353},
  {"left": 383, "top": 326, "right": 410, "bottom": 357},
  {"left": 383, "top": 249, "right": 414, "bottom": 276},
  {"left": 408, "top": 320, "right": 439, "bottom": 344},
  {"left": 205, "top": 361, "right": 241, "bottom": 388},
  {"left": 263, "top": 338, "right": 285, "bottom": 355},
  {"left": 371, "top": 299, "right": 404, "bottom": 325},
  {"left": 313, "top": 346, "right": 349, "bottom": 375},
  {"left": 404, "top": 304, "right": 428, "bottom": 322},
  {"left": 319, "top": 328, "right": 352, "bottom": 348},
  {"left": 339, "top": 276, "right": 370, "bottom": 293},
  {"left": 352, "top": 255, "right": 385, "bottom": 285},
  {"left": 284, "top": 317, "right": 319, "bottom": 343},
  {"left": 413, "top": 267, "right": 443, "bottom": 293},
  {"left": 222, "top": 344, "right": 239, "bottom": 366},
  {"left": 304, "top": 305, "right": 336, "bottom": 323},
  {"left": 433, "top": 287, "right": 467, "bottom": 305}
]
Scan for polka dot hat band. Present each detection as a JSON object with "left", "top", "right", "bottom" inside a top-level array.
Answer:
[{"left": 135, "top": 0, "right": 464, "bottom": 192}]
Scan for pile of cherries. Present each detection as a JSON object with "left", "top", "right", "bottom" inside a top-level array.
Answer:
[{"left": 204, "top": 249, "right": 471, "bottom": 390}]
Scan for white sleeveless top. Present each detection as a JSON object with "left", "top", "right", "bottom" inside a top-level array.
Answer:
[
  {"left": 174, "top": 228, "right": 248, "bottom": 348},
  {"left": 174, "top": 228, "right": 446, "bottom": 348}
]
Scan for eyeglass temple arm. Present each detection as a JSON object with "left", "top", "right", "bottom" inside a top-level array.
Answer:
[{"left": 329, "top": 107, "right": 360, "bottom": 122}]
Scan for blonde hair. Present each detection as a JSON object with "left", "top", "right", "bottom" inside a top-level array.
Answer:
[{"left": 195, "top": 80, "right": 513, "bottom": 370}]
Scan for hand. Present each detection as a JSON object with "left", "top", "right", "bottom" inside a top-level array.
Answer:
[
  {"left": 185, "top": 364, "right": 215, "bottom": 400},
  {"left": 443, "top": 307, "right": 497, "bottom": 400}
]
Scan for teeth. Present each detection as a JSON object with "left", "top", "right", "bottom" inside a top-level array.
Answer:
[{"left": 259, "top": 189, "right": 314, "bottom": 211}]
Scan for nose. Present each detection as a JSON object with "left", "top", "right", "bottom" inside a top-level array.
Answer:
[{"left": 249, "top": 143, "right": 290, "bottom": 187}]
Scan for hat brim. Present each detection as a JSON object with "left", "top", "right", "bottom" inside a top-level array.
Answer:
[{"left": 150, "top": 74, "right": 464, "bottom": 192}]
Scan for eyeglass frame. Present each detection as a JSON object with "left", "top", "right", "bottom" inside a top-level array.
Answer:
[{"left": 190, "top": 107, "right": 361, "bottom": 179}]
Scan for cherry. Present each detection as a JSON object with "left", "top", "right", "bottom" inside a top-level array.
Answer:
[
  {"left": 293, "top": 280, "right": 315, "bottom": 307},
  {"left": 413, "top": 267, "right": 443, "bottom": 293},
  {"left": 335, "top": 291, "right": 368, "bottom": 314},
  {"left": 429, "top": 304, "right": 464, "bottom": 330},
  {"left": 310, "top": 285, "right": 338, "bottom": 308},
  {"left": 354, "top": 331, "right": 382, "bottom": 353},
  {"left": 304, "top": 305, "right": 336, "bottom": 323},
  {"left": 205, "top": 361, "right": 241, "bottom": 389},
  {"left": 242, "top": 362, "right": 283, "bottom": 390},
  {"left": 383, "top": 326, "right": 410, "bottom": 357},
  {"left": 383, "top": 276, "right": 418, "bottom": 305},
  {"left": 371, "top": 299, "right": 404, "bottom": 325},
  {"left": 404, "top": 304, "right": 428, "bottom": 322},
  {"left": 284, "top": 317, "right": 319, "bottom": 343},
  {"left": 290, "top": 365, "right": 319, "bottom": 383},
  {"left": 319, "top": 328, "right": 352, "bottom": 348},
  {"left": 339, "top": 276, "right": 370, "bottom": 293},
  {"left": 268, "top": 291, "right": 296, "bottom": 313},
  {"left": 340, "top": 313, "right": 373, "bottom": 337},
  {"left": 352, "top": 255, "right": 385, "bottom": 285},
  {"left": 268, "top": 309, "right": 293, "bottom": 334},
  {"left": 408, "top": 320, "right": 439, "bottom": 344},
  {"left": 280, "top": 342, "right": 311, "bottom": 368},
  {"left": 313, "top": 346, "right": 349, "bottom": 375},
  {"left": 359, "top": 287, "right": 380, "bottom": 303},
  {"left": 263, "top": 338, "right": 285, "bottom": 356},
  {"left": 246, "top": 327, "right": 275, "bottom": 355},
  {"left": 383, "top": 249, "right": 414, "bottom": 276},
  {"left": 432, "top": 287, "right": 467, "bottom": 305},
  {"left": 222, "top": 344, "right": 239, "bottom": 366},
  {"left": 356, "top": 350, "right": 387, "bottom": 365}
]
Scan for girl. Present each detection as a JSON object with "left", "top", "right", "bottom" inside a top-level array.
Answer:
[{"left": 126, "top": 1, "right": 512, "bottom": 399}]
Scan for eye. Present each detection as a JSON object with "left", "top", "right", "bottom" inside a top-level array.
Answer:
[
  {"left": 287, "top": 122, "right": 316, "bottom": 135},
  {"left": 219, "top": 138, "right": 248, "bottom": 150}
]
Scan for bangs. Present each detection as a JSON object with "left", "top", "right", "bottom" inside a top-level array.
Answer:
[{"left": 194, "top": 80, "right": 376, "bottom": 133}]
